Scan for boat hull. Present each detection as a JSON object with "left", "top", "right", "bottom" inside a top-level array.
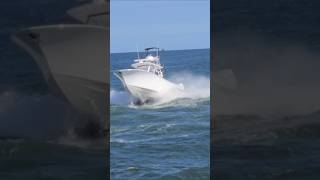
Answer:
[
  {"left": 114, "top": 69, "right": 183, "bottom": 103},
  {"left": 12, "top": 24, "right": 108, "bottom": 119}
]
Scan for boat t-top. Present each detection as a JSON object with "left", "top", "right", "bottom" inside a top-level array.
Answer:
[{"left": 131, "top": 47, "right": 164, "bottom": 77}]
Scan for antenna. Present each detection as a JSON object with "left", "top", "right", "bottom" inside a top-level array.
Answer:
[
  {"left": 156, "top": 42, "right": 159, "bottom": 57},
  {"left": 136, "top": 46, "right": 140, "bottom": 60}
]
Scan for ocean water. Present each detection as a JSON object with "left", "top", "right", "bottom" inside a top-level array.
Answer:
[
  {"left": 110, "top": 49, "right": 210, "bottom": 179},
  {"left": 213, "top": 0, "right": 320, "bottom": 179},
  {"left": 0, "top": 0, "right": 106, "bottom": 179}
]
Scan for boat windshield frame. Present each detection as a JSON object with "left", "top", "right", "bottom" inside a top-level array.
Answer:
[
  {"left": 144, "top": 47, "right": 160, "bottom": 57},
  {"left": 133, "top": 47, "right": 164, "bottom": 77}
]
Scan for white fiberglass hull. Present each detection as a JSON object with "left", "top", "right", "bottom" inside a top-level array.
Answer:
[
  {"left": 114, "top": 69, "right": 183, "bottom": 103},
  {"left": 12, "top": 24, "right": 108, "bottom": 118}
]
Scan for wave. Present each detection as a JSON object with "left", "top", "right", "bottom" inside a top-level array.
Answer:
[
  {"left": 57, "top": 129, "right": 104, "bottom": 149},
  {"left": 168, "top": 71, "right": 210, "bottom": 99},
  {"left": 0, "top": 91, "right": 104, "bottom": 144},
  {"left": 110, "top": 72, "right": 210, "bottom": 108},
  {"left": 110, "top": 90, "right": 131, "bottom": 105},
  {"left": 0, "top": 91, "right": 68, "bottom": 139},
  {"left": 215, "top": 33, "right": 320, "bottom": 116}
]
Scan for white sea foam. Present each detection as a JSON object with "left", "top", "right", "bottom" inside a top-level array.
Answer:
[
  {"left": 168, "top": 71, "right": 210, "bottom": 99},
  {"left": 110, "top": 90, "right": 131, "bottom": 105},
  {"left": 215, "top": 34, "right": 320, "bottom": 116},
  {"left": 57, "top": 129, "right": 104, "bottom": 149},
  {"left": 110, "top": 72, "right": 210, "bottom": 108}
]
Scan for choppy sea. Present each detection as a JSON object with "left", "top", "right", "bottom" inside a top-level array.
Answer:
[
  {"left": 110, "top": 49, "right": 210, "bottom": 179},
  {"left": 214, "top": 0, "right": 320, "bottom": 179}
]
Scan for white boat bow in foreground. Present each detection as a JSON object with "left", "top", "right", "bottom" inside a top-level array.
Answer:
[
  {"left": 11, "top": 1, "right": 109, "bottom": 137},
  {"left": 11, "top": 1, "right": 108, "bottom": 118}
]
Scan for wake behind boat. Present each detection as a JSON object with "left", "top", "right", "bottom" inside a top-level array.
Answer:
[{"left": 114, "top": 47, "right": 184, "bottom": 105}]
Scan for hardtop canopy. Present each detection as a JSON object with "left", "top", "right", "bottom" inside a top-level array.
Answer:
[
  {"left": 144, "top": 47, "right": 160, "bottom": 51},
  {"left": 144, "top": 47, "right": 162, "bottom": 57}
]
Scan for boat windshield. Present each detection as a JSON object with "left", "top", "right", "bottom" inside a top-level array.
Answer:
[{"left": 132, "top": 47, "right": 164, "bottom": 77}]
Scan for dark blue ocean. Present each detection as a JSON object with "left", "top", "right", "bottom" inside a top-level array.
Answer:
[
  {"left": 110, "top": 49, "right": 210, "bottom": 179},
  {"left": 214, "top": 0, "right": 320, "bottom": 179}
]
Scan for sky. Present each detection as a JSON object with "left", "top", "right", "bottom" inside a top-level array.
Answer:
[{"left": 110, "top": 0, "right": 210, "bottom": 53}]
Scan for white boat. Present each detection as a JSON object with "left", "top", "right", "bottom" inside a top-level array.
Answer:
[
  {"left": 114, "top": 47, "right": 184, "bottom": 104},
  {"left": 11, "top": 1, "right": 109, "bottom": 137},
  {"left": 11, "top": 1, "right": 108, "bottom": 120}
]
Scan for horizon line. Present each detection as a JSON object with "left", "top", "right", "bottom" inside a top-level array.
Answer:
[{"left": 111, "top": 47, "right": 210, "bottom": 54}]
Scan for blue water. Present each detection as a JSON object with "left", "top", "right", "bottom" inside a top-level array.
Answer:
[
  {"left": 213, "top": 0, "right": 320, "bottom": 179},
  {"left": 110, "top": 49, "right": 210, "bottom": 179}
]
